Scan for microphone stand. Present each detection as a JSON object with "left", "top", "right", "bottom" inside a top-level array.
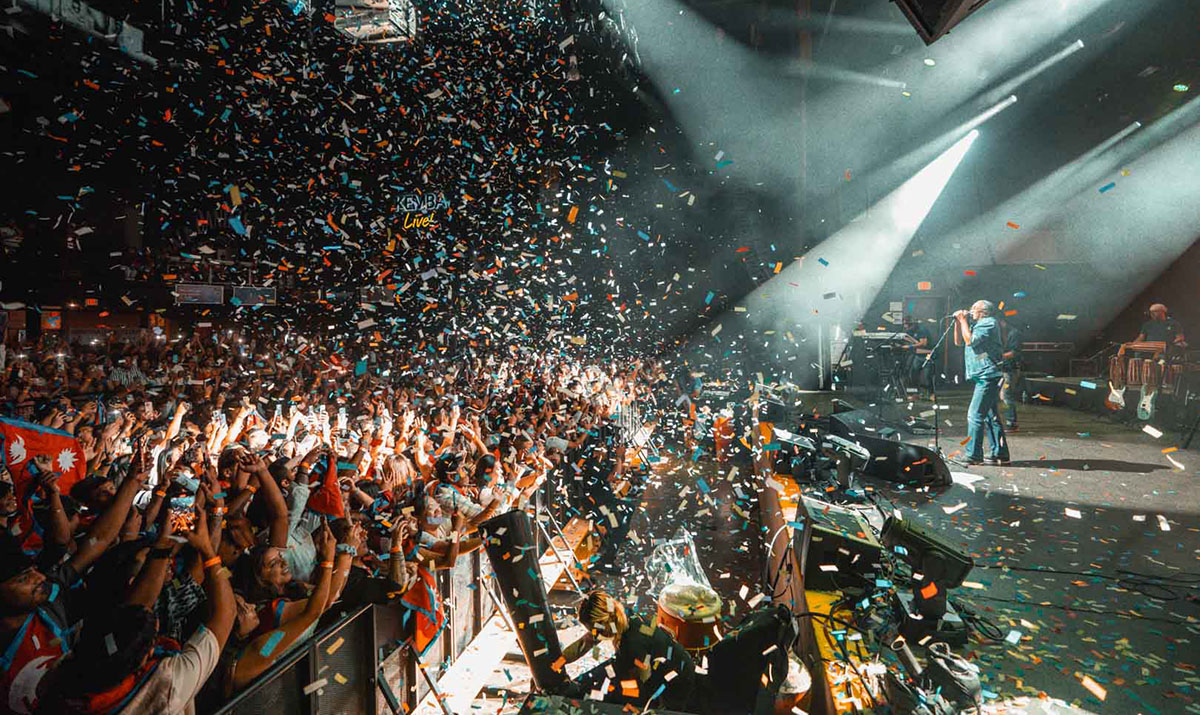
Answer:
[{"left": 923, "top": 319, "right": 956, "bottom": 455}]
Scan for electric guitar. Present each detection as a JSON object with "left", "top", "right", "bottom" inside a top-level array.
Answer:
[
  {"left": 1138, "top": 383, "right": 1158, "bottom": 421},
  {"left": 1107, "top": 341, "right": 1167, "bottom": 414},
  {"left": 1106, "top": 382, "right": 1126, "bottom": 411}
]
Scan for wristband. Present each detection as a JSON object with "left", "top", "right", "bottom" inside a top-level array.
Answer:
[
  {"left": 149, "top": 547, "right": 174, "bottom": 560},
  {"left": 319, "top": 561, "right": 334, "bottom": 569},
  {"left": 203, "top": 555, "right": 222, "bottom": 569},
  {"left": 336, "top": 544, "right": 358, "bottom": 556}
]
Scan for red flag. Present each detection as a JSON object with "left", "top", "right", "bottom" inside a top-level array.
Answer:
[
  {"left": 1, "top": 417, "right": 88, "bottom": 550},
  {"left": 1, "top": 417, "right": 87, "bottom": 502},
  {"left": 305, "top": 457, "right": 345, "bottom": 518}
]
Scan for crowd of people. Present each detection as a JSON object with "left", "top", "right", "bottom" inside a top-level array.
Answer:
[{"left": 0, "top": 327, "right": 666, "bottom": 714}]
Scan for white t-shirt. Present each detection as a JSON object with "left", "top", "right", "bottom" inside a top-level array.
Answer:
[{"left": 118, "top": 624, "right": 219, "bottom": 715}]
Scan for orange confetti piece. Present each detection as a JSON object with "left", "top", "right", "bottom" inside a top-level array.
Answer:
[
  {"left": 567, "top": 206, "right": 579, "bottom": 223},
  {"left": 1006, "top": 221, "right": 1020, "bottom": 229},
  {"left": 917, "top": 281, "right": 933, "bottom": 291}
]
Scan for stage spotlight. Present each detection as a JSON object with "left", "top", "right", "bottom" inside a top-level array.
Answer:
[
  {"left": 874, "top": 95, "right": 1016, "bottom": 198},
  {"left": 784, "top": 60, "right": 909, "bottom": 89},
  {"left": 984, "top": 40, "right": 1085, "bottom": 105},
  {"left": 888, "top": 129, "right": 979, "bottom": 233},
  {"left": 703, "top": 128, "right": 981, "bottom": 385}
]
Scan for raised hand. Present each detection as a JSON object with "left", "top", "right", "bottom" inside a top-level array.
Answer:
[{"left": 314, "top": 521, "right": 336, "bottom": 561}]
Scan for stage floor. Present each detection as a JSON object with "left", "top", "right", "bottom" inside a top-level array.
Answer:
[
  {"left": 869, "top": 390, "right": 1200, "bottom": 714},
  {"left": 475, "top": 391, "right": 1198, "bottom": 714}
]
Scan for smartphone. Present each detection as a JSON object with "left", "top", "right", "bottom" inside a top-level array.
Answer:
[{"left": 168, "top": 495, "right": 197, "bottom": 533}]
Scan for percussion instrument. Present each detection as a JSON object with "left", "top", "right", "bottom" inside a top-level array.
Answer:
[
  {"left": 1108, "top": 341, "right": 1178, "bottom": 417},
  {"left": 655, "top": 582, "right": 723, "bottom": 653}
]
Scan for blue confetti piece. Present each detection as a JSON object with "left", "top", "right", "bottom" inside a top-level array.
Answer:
[
  {"left": 704, "top": 291, "right": 714, "bottom": 305},
  {"left": 663, "top": 178, "right": 678, "bottom": 192},
  {"left": 817, "top": 257, "right": 829, "bottom": 266},
  {"left": 228, "top": 216, "right": 246, "bottom": 236},
  {"left": 1079, "top": 380, "right": 1097, "bottom": 390},
  {"left": 260, "top": 630, "right": 285, "bottom": 657},
  {"left": 1099, "top": 182, "right": 1116, "bottom": 193},
  {"left": 637, "top": 230, "right": 650, "bottom": 241},
  {"left": 1013, "top": 291, "right": 1027, "bottom": 298}
]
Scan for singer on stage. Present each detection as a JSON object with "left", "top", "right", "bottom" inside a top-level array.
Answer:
[{"left": 954, "top": 301, "right": 1011, "bottom": 466}]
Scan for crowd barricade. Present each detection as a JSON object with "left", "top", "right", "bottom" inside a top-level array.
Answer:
[
  {"left": 206, "top": 402, "right": 664, "bottom": 715},
  {"left": 207, "top": 542, "right": 499, "bottom": 715}
]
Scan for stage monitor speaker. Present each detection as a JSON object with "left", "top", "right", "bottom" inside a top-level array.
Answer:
[
  {"left": 480, "top": 509, "right": 570, "bottom": 694},
  {"left": 800, "top": 496, "right": 883, "bottom": 592},
  {"left": 892, "top": 0, "right": 996, "bottom": 45},
  {"left": 882, "top": 516, "right": 974, "bottom": 589},
  {"left": 828, "top": 415, "right": 951, "bottom": 487}
]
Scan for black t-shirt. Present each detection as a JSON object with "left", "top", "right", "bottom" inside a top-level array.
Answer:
[
  {"left": 1139, "top": 318, "right": 1181, "bottom": 345},
  {"left": 339, "top": 565, "right": 408, "bottom": 609},
  {"left": 612, "top": 616, "right": 696, "bottom": 710}
]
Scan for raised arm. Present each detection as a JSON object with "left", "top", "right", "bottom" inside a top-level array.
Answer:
[
  {"left": 29, "top": 458, "right": 71, "bottom": 550},
  {"left": 69, "top": 448, "right": 149, "bottom": 573},
  {"left": 186, "top": 509, "right": 235, "bottom": 649},
  {"left": 230, "top": 525, "right": 335, "bottom": 689}
]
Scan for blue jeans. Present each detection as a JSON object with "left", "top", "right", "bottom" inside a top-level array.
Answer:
[
  {"left": 966, "top": 375, "right": 1009, "bottom": 461},
  {"left": 1002, "top": 370, "right": 1025, "bottom": 425}
]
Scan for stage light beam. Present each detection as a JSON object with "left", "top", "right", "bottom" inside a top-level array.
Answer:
[{"left": 983, "top": 39, "right": 1085, "bottom": 105}]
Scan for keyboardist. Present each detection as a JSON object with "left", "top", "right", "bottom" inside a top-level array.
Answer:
[{"left": 1137, "top": 303, "right": 1187, "bottom": 350}]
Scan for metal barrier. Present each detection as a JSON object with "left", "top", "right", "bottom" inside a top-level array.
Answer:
[
  {"left": 206, "top": 402, "right": 652, "bottom": 715},
  {"left": 205, "top": 544, "right": 498, "bottom": 715}
]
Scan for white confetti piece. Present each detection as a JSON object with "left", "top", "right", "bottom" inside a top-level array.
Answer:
[
  {"left": 1079, "top": 674, "right": 1107, "bottom": 700},
  {"left": 1157, "top": 515, "right": 1170, "bottom": 532},
  {"left": 942, "top": 502, "right": 967, "bottom": 514},
  {"left": 1142, "top": 425, "right": 1163, "bottom": 439},
  {"left": 303, "top": 679, "right": 328, "bottom": 695},
  {"left": 1064, "top": 508, "right": 1082, "bottom": 519}
]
